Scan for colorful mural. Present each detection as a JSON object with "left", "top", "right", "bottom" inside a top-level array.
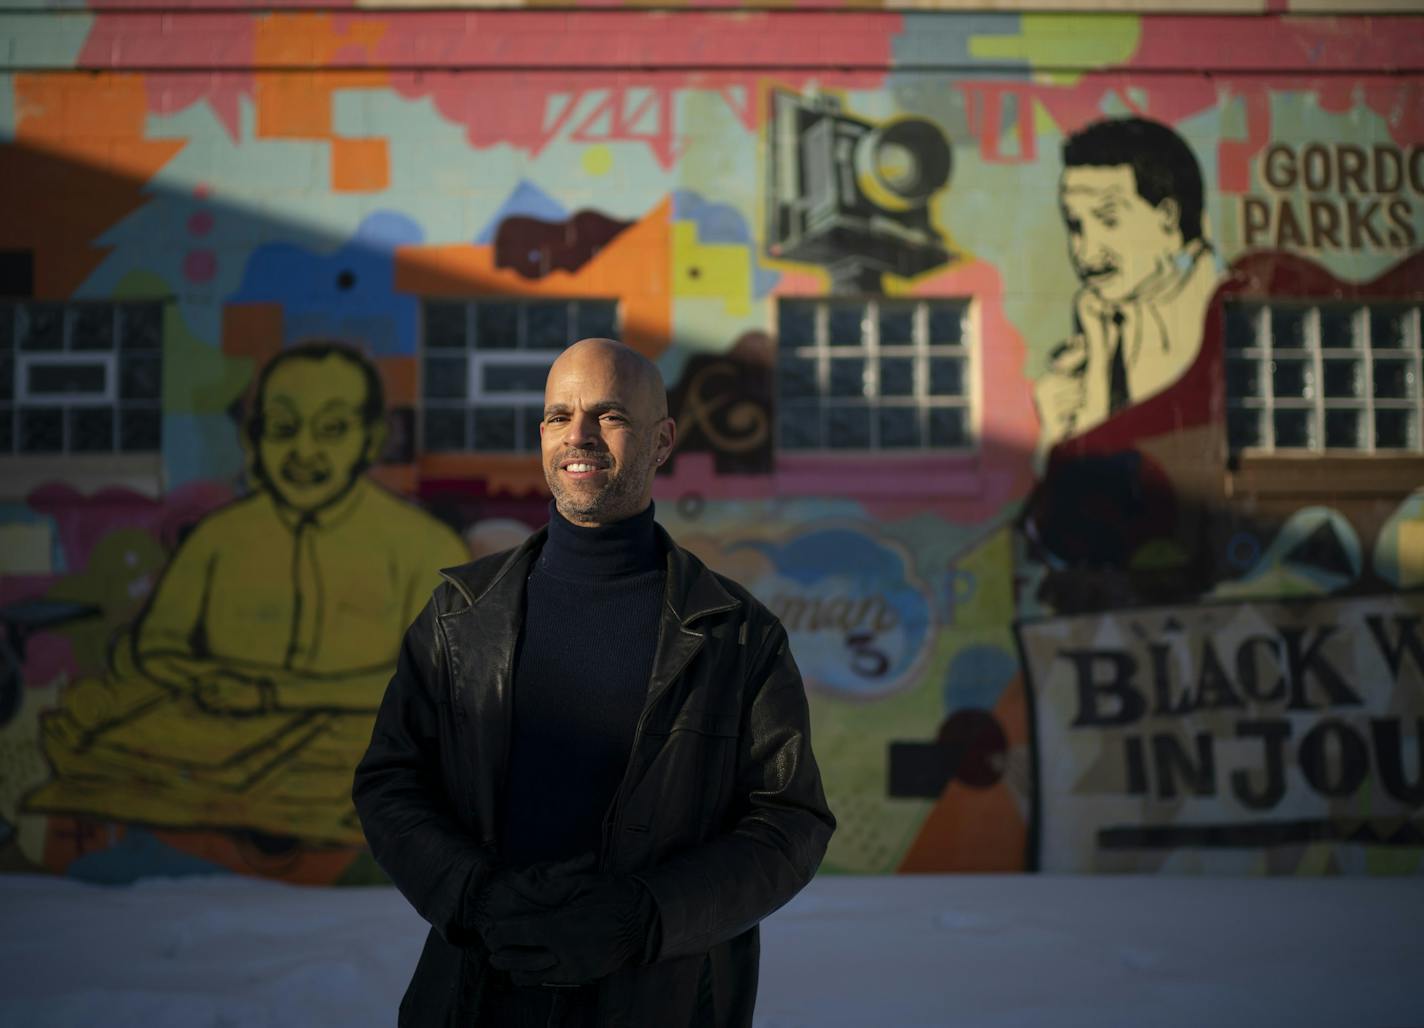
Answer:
[{"left": 1, "top": 6, "right": 1421, "bottom": 882}]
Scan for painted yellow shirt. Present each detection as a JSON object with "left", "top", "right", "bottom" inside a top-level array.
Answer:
[
  {"left": 28, "top": 477, "right": 471, "bottom": 843},
  {"left": 137, "top": 476, "right": 468, "bottom": 677}
]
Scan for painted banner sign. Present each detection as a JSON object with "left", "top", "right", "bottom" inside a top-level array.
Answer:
[{"left": 1019, "top": 593, "right": 1424, "bottom": 873}]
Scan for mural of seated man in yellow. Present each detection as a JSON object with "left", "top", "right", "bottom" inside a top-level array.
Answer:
[
  {"left": 1036, "top": 117, "right": 1220, "bottom": 445},
  {"left": 28, "top": 342, "right": 469, "bottom": 846}
]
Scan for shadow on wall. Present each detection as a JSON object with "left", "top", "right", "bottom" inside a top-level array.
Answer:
[{"left": 0, "top": 112, "right": 1421, "bottom": 886}]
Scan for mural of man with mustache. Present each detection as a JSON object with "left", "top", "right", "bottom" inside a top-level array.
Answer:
[
  {"left": 30, "top": 342, "right": 469, "bottom": 846},
  {"left": 1036, "top": 116, "right": 1220, "bottom": 445}
]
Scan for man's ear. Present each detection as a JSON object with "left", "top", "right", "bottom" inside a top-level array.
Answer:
[
  {"left": 657, "top": 416, "right": 676, "bottom": 464},
  {"left": 1157, "top": 197, "right": 1182, "bottom": 236},
  {"left": 364, "top": 419, "right": 389, "bottom": 466}
]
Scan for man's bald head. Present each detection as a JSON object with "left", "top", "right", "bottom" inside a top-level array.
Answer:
[
  {"left": 548, "top": 338, "right": 668, "bottom": 420},
  {"left": 539, "top": 338, "right": 675, "bottom": 526}
]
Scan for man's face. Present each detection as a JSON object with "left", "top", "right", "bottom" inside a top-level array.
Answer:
[
  {"left": 1060, "top": 165, "right": 1182, "bottom": 304},
  {"left": 256, "top": 356, "right": 377, "bottom": 513},
  {"left": 540, "top": 346, "right": 672, "bottom": 527}
]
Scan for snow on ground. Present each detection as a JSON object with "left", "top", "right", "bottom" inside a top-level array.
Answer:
[{"left": 1, "top": 872, "right": 1421, "bottom": 1027}]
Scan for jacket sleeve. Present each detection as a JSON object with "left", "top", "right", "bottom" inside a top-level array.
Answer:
[
  {"left": 352, "top": 593, "right": 494, "bottom": 947},
  {"left": 633, "top": 622, "right": 836, "bottom": 960}
]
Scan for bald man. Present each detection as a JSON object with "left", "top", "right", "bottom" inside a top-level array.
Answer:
[{"left": 354, "top": 339, "right": 834, "bottom": 1028}]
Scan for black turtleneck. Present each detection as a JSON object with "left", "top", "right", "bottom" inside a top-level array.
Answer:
[{"left": 500, "top": 501, "right": 665, "bottom": 869}]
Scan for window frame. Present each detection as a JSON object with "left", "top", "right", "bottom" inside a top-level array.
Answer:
[
  {"left": 774, "top": 295, "right": 978, "bottom": 455},
  {"left": 1226, "top": 300, "right": 1422, "bottom": 455},
  {"left": 418, "top": 296, "right": 621, "bottom": 455},
  {"left": 1, "top": 298, "right": 166, "bottom": 458}
]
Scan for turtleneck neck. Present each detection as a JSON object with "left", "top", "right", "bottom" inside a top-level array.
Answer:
[{"left": 540, "top": 501, "right": 661, "bottom": 581}]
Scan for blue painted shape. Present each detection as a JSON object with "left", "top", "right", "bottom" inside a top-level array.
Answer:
[
  {"left": 893, "top": 13, "right": 1029, "bottom": 70},
  {"left": 0, "top": 504, "right": 65, "bottom": 572},
  {"left": 1243, "top": 506, "right": 1363, "bottom": 593},
  {"left": 672, "top": 189, "right": 780, "bottom": 297},
  {"left": 355, "top": 210, "right": 425, "bottom": 249},
  {"left": 734, "top": 530, "right": 907, "bottom": 589},
  {"left": 943, "top": 644, "right": 1017, "bottom": 713},
  {"left": 732, "top": 529, "right": 931, "bottom": 696},
  {"left": 673, "top": 190, "right": 751, "bottom": 245},
  {"left": 227, "top": 211, "right": 424, "bottom": 357},
  {"left": 67, "top": 828, "right": 229, "bottom": 884},
  {"left": 163, "top": 413, "right": 244, "bottom": 492},
  {"left": 473, "top": 180, "right": 568, "bottom": 244}
]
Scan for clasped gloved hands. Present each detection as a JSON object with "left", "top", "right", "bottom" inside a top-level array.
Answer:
[
  {"left": 481, "top": 871, "right": 659, "bottom": 987},
  {"left": 468, "top": 853, "right": 601, "bottom": 941}
]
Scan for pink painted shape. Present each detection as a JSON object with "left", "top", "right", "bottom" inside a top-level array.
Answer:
[
  {"left": 23, "top": 633, "right": 79, "bottom": 690},
  {"left": 187, "top": 210, "right": 214, "bottom": 236},
  {"left": 374, "top": 13, "right": 899, "bottom": 167},
  {"left": 27, "top": 481, "right": 235, "bottom": 574},
  {"left": 79, "top": 13, "right": 256, "bottom": 139},
  {"left": 0, "top": 575, "right": 59, "bottom": 608},
  {"left": 85, "top": 0, "right": 356, "bottom": 7},
  {"left": 1124, "top": 16, "right": 1424, "bottom": 73},
  {"left": 184, "top": 249, "right": 217, "bottom": 283},
  {"left": 1218, "top": 91, "right": 1271, "bottom": 195},
  {"left": 963, "top": 83, "right": 1037, "bottom": 166}
]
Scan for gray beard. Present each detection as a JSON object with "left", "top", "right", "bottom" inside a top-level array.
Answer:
[{"left": 549, "top": 457, "right": 654, "bottom": 526}]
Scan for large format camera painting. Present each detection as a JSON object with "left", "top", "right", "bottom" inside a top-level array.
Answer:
[{"left": 766, "top": 89, "right": 954, "bottom": 293}]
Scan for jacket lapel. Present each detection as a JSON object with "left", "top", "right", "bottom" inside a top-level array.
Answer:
[
  {"left": 438, "top": 532, "right": 541, "bottom": 843},
  {"left": 646, "top": 527, "right": 742, "bottom": 704}
]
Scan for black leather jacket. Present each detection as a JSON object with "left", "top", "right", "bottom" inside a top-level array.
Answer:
[{"left": 353, "top": 524, "right": 835, "bottom": 1027}]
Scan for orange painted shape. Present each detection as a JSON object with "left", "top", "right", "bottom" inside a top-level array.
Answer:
[
  {"left": 369, "top": 465, "right": 418, "bottom": 495},
  {"left": 256, "top": 75, "right": 330, "bottom": 139},
  {"left": 151, "top": 828, "right": 362, "bottom": 885},
  {"left": 42, "top": 816, "right": 118, "bottom": 874},
  {"left": 222, "top": 302, "right": 285, "bottom": 365},
  {"left": 376, "top": 355, "right": 418, "bottom": 406},
  {"left": 897, "top": 675, "right": 1030, "bottom": 873},
  {"left": 252, "top": 15, "right": 390, "bottom": 151},
  {"left": 6, "top": 74, "right": 183, "bottom": 298},
  {"left": 395, "top": 197, "right": 672, "bottom": 358},
  {"left": 331, "top": 137, "right": 390, "bottom": 193},
  {"left": 416, "top": 453, "right": 550, "bottom": 499},
  {"left": 108, "top": 139, "right": 187, "bottom": 182}
]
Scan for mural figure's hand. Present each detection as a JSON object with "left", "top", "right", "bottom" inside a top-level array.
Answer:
[
  {"left": 194, "top": 669, "right": 276, "bottom": 714},
  {"left": 1035, "top": 335, "right": 1089, "bottom": 440}
]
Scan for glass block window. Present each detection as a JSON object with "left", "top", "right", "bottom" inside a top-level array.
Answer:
[
  {"left": 776, "top": 298, "right": 973, "bottom": 451},
  {"left": 1, "top": 301, "right": 164, "bottom": 455},
  {"left": 1225, "top": 302, "right": 1422, "bottom": 453},
  {"left": 420, "top": 298, "right": 620, "bottom": 453}
]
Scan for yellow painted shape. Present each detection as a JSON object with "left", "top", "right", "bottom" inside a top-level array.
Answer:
[
  {"left": 30, "top": 698, "right": 366, "bottom": 845},
  {"left": 969, "top": 14, "right": 1141, "bottom": 85},
  {"left": 1295, "top": 841, "right": 1338, "bottom": 876},
  {"left": 1032, "top": 96, "right": 1060, "bottom": 136},
  {"left": 672, "top": 221, "right": 751, "bottom": 317},
  {"left": 1398, "top": 521, "right": 1424, "bottom": 588},
  {"left": 581, "top": 144, "right": 613, "bottom": 177},
  {"left": 952, "top": 525, "right": 1016, "bottom": 626},
  {"left": 0, "top": 523, "right": 53, "bottom": 574}
]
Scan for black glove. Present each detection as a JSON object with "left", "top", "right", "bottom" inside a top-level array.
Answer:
[
  {"left": 468, "top": 853, "right": 599, "bottom": 943},
  {"left": 484, "top": 874, "right": 659, "bottom": 986}
]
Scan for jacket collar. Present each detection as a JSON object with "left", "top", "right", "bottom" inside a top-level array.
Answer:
[
  {"left": 438, "top": 522, "right": 742, "bottom": 626},
  {"left": 655, "top": 524, "right": 741, "bottom": 626}
]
